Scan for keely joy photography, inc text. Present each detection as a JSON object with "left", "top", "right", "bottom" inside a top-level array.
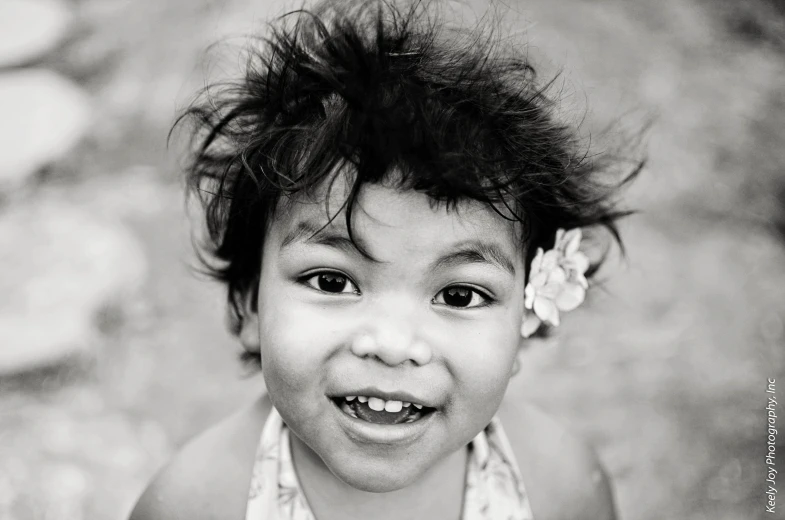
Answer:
[{"left": 766, "top": 378, "right": 777, "bottom": 514}]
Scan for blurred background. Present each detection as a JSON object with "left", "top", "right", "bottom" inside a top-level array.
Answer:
[{"left": 0, "top": 0, "right": 783, "bottom": 519}]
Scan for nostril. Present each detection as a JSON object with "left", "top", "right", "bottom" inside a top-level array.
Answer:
[
  {"left": 409, "top": 339, "right": 432, "bottom": 366},
  {"left": 350, "top": 331, "right": 431, "bottom": 366}
]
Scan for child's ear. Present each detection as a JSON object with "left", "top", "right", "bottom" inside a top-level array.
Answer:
[{"left": 237, "top": 288, "right": 261, "bottom": 354}]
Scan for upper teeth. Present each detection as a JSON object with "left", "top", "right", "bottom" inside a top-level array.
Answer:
[{"left": 345, "top": 396, "right": 422, "bottom": 412}]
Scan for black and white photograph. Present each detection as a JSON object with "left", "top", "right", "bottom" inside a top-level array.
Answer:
[{"left": 0, "top": 0, "right": 782, "bottom": 519}]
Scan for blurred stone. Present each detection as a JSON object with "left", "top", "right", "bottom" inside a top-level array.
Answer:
[
  {"left": 0, "top": 471, "right": 18, "bottom": 508},
  {"left": 40, "top": 463, "right": 87, "bottom": 520},
  {"left": 0, "top": 69, "right": 91, "bottom": 194},
  {"left": 108, "top": 445, "right": 146, "bottom": 470},
  {"left": 77, "top": 165, "right": 177, "bottom": 219},
  {"left": 41, "top": 418, "right": 78, "bottom": 455},
  {"left": 0, "top": 200, "right": 147, "bottom": 375},
  {"left": 44, "top": 463, "right": 88, "bottom": 500},
  {"left": 0, "top": 0, "right": 72, "bottom": 68},
  {"left": 57, "top": 386, "right": 105, "bottom": 415},
  {"left": 139, "top": 419, "right": 171, "bottom": 461}
]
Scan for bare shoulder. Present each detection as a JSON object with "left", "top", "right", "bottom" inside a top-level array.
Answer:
[
  {"left": 128, "top": 393, "right": 271, "bottom": 520},
  {"left": 498, "top": 399, "right": 616, "bottom": 520}
]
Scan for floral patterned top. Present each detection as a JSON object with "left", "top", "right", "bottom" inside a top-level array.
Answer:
[{"left": 245, "top": 407, "right": 535, "bottom": 520}]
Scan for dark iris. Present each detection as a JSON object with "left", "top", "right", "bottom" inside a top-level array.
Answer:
[
  {"left": 318, "top": 273, "right": 348, "bottom": 293},
  {"left": 443, "top": 287, "right": 472, "bottom": 307}
]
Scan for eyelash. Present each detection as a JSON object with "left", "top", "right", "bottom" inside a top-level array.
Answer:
[
  {"left": 299, "top": 271, "right": 495, "bottom": 308},
  {"left": 433, "top": 285, "right": 494, "bottom": 309},
  {"left": 300, "top": 271, "right": 360, "bottom": 295}
]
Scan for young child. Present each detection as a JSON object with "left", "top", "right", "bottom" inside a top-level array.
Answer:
[{"left": 131, "top": 1, "right": 638, "bottom": 518}]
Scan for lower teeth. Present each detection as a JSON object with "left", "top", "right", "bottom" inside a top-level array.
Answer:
[{"left": 340, "top": 400, "right": 359, "bottom": 418}]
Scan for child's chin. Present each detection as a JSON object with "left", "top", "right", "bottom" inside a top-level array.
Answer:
[
  {"left": 341, "top": 475, "right": 415, "bottom": 494},
  {"left": 330, "top": 461, "right": 421, "bottom": 493}
]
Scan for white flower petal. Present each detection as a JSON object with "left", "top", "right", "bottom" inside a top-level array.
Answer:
[
  {"left": 530, "top": 248, "right": 544, "bottom": 275},
  {"left": 547, "top": 266, "right": 566, "bottom": 285},
  {"left": 563, "top": 251, "right": 590, "bottom": 276},
  {"left": 524, "top": 283, "right": 536, "bottom": 309},
  {"left": 554, "top": 228, "right": 565, "bottom": 247},
  {"left": 563, "top": 228, "right": 582, "bottom": 256},
  {"left": 530, "top": 271, "right": 549, "bottom": 288},
  {"left": 540, "top": 250, "right": 559, "bottom": 271},
  {"left": 554, "top": 283, "right": 585, "bottom": 311},
  {"left": 533, "top": 297, "right": 559, "bottom": 326},
  {"left": 538, "top": 282, "right": 561, "bottom": 299},
  {"left": 520, "top": 314, "right": 541, "bottom": 338}
]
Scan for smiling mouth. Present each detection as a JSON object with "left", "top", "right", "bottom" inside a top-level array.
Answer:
[{"left": 332, "top": 396, "right": 435, "bottom": 425}]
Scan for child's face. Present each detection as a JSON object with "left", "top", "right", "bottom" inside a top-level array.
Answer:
[{"left": 247, "top": 174, "right": 527, "bottom": 492}]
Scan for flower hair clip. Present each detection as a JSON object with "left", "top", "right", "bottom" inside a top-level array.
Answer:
[{"left": 521, "top": 228, "right": 590, "bottom": 338}]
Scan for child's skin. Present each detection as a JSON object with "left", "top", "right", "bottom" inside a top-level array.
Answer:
[{"left": 130, "top": 171, "right": 617, "bottom": 520}]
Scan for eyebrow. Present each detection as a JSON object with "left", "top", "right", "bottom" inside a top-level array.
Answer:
[
  {"left": 429, "top": 240, "right": 517, "bottom": 277},
  {"left": 280, "top": 218, "right": 379, "bottom": 262},
  {"left": 280, "top": 218, "right": 516, "bottom": 276}
]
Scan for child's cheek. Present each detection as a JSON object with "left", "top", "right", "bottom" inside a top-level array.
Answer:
[
  {"left": 444, "top": 313, "right": 520, "bottom": 402},
  {"left": 259, "top": 290, "right": 349, "bottom": 389}
]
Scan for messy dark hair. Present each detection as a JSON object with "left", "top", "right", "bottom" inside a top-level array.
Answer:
[{"left": 174, "top": 0, "right": 642, "bottom": 354}]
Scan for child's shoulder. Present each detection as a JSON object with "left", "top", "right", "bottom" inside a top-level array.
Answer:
[
  {"left": 497, "top": 399, "right": 616, "bottom": 520},
  {"left": 128, "top": 394, "right": 272, "bottom": 520}
]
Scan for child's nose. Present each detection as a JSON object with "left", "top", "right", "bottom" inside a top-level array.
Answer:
[{"left": 350, "top": 328, "right": 432, "bottom": 366}]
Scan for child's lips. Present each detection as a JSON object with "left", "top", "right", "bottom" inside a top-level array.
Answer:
[
  {"left": 335, "top": 398, "right": 432, "bottom": 425},
  {"left": 329, "top": 396, "right": 437, "bottom": 446}
]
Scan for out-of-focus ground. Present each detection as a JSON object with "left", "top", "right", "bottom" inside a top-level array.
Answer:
[{"left": 0, "top": 0, "right": 783, "bottom": 519}]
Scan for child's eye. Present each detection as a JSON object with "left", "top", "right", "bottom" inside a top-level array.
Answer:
[
  {"left": 302, "top": 271, "right": 360, "bottom": 295},
  {"left": 433, "top": 286, "right": 492, "bottom": 309}
]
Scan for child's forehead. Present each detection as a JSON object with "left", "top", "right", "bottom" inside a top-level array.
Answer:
[{"left": 271, "top": 178, "right": 523, "bottom": 255}]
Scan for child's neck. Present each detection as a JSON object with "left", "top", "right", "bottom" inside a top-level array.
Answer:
[{"left": 290, "top": 435, "right": 468, "bottom": 520}]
